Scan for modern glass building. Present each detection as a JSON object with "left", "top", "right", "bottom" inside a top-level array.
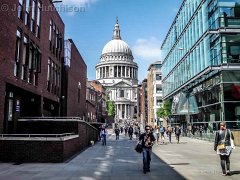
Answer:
[{"left": 161, "top": 0, "right": 240, "bottom": 130}]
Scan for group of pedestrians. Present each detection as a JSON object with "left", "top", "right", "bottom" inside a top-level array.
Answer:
[
  {"left": 99, "top": 121, "right": 236, "bottom": 176},
  {"left": 153, "top": 125, "right": 181, "bottom": 144}
]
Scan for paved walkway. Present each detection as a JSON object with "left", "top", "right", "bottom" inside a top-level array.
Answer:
[{"left": 0, "top": 130, "right": 240, "bottom": 180}]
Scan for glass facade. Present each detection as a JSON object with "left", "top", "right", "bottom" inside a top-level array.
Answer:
[{"left": 161, "top": 0, "right": 240, "bottom": 129}]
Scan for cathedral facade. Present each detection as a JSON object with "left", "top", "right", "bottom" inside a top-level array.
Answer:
[{"left": 96, "top": 18, "right": 138, "bottom": 124}]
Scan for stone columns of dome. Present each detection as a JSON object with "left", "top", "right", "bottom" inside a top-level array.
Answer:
[
  {"left": 132, "top": 67, "right": 134, "bottom": 79},
  {"left": 104, "top": 66, "right": 106, "bottom": 78},
  {"left": 125, "top": 104, "right": 127, "bottom": 119},
  {"left": 119, "top": 104, "right": 123, "bottom": 118},
  {"left": 117, "top": 66, "right": 118, "bottom": 77},
  {"left": 120, "top": 66, "right": 123, "bottom": 77},
  {"left": 118, "top": 66, "right": 121, "bottom": 77}
]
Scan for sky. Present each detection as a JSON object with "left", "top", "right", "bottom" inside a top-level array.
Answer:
[{"left": 56, "top": 0, "right": 182, "bottom": 82}]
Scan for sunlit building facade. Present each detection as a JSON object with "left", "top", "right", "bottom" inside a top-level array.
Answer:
[
  {"left": 95, "top": 18, "right": 138, "bottom": 125},
  {"left": 147, "top": 61, "right": 163, "bottom": 127},
  {"left": 161, "top": 0, "right": 240, "bottom": 130}
]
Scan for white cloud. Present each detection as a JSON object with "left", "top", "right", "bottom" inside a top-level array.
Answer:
[
  {"left": 131, "top": 37, "right": 162, "bottom": 81},
  {"left": 55, "top": 0, "right": 98, "bottom": 16},
  {"left": 61, "top": 0, "right": 98, "bottom": 6},
  {"left": 132, "top": 37, "right": 162, "bottom": 61}
]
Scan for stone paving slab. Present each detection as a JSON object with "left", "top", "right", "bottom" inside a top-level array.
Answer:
[{"left": 0, "top": 131, "right": 240, "bottom": 180}]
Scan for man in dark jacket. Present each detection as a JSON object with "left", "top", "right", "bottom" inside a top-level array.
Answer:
[
  {"left": 139, "top": 125, "right": 156, "bottom": 174},
  {"left": 128, "top": 125, "right": 134, "bottom": 140}
]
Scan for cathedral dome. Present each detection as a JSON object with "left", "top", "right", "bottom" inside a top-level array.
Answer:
[
  {"left": 102, "top": 39, "right": 132, "bottom": 55},
  {"left": 101, "top": 17, "right": 132, "bottom": 56}
]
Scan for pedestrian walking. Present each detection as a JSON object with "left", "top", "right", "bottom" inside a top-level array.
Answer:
[
  {"left": 120, "top": 126, "right": 123, "bottom": 134},
  {"left": 139, "top": 125, "right": 156, "bottom": 174},
  {"left": 167, "top": 126, "right": 172, "bottom": 143},
  {"left": 134, "top": 125, "right": 139, "bottom": 139},
  {"left": 159, "top": 125, "right": 165, "bottom": 144},
  {"left": 175, "top": 125, "right": 181, "bottom": 143},
  {"left": 199, "top": 125, "right": 203, "bottom": 138},
  {"left": 128, "top": 125, "right": 134, "bottom": 140},
  {"left": 154, "top": 126, "right": 159, "bottom": 144},
  {"left": 114, "top": 124, "right": 120, "bottom": 140},
  {"left": 214, "top": 122, "right": 234, "bottom": 176},
  {"left": 100, "top": 125, "right": 107, "bottom": 146},
  {"left": 124, "top": 126, "right": 128, "bottom": 136}
]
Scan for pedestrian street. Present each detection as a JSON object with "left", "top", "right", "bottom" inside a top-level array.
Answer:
[{"left": 0, "top": 131, "right": 240, "bottom": 180}]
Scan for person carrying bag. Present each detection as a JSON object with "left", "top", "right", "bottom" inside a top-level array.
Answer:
[{"left": 214, "top": 122, "right": 234, "bottom": 176}]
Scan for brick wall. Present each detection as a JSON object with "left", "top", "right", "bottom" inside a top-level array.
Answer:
[
  {"left": 65, "top": 39, "right": 87, "bottom": 118},
  {"left": 0, "top": 119, "right": 98, "bottom": 162}
]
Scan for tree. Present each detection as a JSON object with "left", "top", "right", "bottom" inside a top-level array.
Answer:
[
  {"left": 156, "top": 100, "right": 172, "bottom": 123},
  {"left": 106, "top": 100, "right": 115, "bottom": 118}
]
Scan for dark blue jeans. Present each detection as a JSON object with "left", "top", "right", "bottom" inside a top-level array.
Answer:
[
  {"left": 101, "top": 134, "right": 106, "bottom": 145},
  {"left": 142, "top": 148, "right": 152, "bottom": 170}
]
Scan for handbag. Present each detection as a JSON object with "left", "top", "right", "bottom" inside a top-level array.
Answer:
[
  {"left": 135, "top": 143, "right": 143, "bottom": 153},
  {"left": 217, "top": 144, "right": 225, "bottom": 150},
  {"left": 229, "top": 129, "right": 235, "bottom": 149},
  {"left": 217, "top": 129, "right": 227, "bottom": 150}
]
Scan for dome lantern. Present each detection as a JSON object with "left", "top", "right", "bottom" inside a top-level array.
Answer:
[{"left": 113, "top": 16, "right": 121, "bottom": 40}]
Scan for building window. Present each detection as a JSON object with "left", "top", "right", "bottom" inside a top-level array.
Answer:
[
  {"left": 156, "top": 74, "right": 162, "bottom": 80},
  {"left": 78, "top": 82, "right": 81, "bottom": 103},
  {"left": 24, "top": 0, "right": 30, "bottom": 26},
  {"left": 47, "top": 59, "right": 51, "bottom": 91},
  {"left": 156, "top": 99, "right": 162, "bottom": 106},
  {"left": 36, "top": 2, "right": 41, "bottom": 38},
  {"left": 14, "top": 29, "right": 22, "bottom": 77},
  {"left": 49, "top": 20, "right": 52, "bottom": 50},
  {"left": 21, "top": 36, "right": 29, "bottom": 80},
  {"left": 30, "top": 0, "right": 36, "bottom": 33},
  {"left": 120, "top": 90, "right": 124, "bottom": 97},
  {"left": 18, "top": 0, "right": 23, "bottom": 20}
]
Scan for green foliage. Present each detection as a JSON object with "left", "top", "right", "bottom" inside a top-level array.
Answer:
[
  {"left": 106, "top": 100, "right": 115, "bottom": 117},
  {"left": 156, "top": 100, "right": 172, "bottom": 120}
]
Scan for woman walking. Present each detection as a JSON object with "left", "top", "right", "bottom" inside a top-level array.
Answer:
[{"left": 214, "top": 122, "right": 234, "bottom": 176}]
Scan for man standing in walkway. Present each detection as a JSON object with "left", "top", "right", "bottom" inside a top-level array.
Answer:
[
  {"left": 139, "top": 125, "right": 156, "bottom": 174},
  {"left": 114, "top": 124, "right": 120, "bottom": 140},
  {"left": 128, "top": 125, "right": 134, "bottom": 140},
  {"left": 100, "top": 125, "right": 107, "bottom": 146},
  {"left": 175, "top": 125, "right": 181, "bottom": 144}
]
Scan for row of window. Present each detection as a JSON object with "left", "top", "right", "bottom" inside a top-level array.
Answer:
[
  {"left": 97, "top": 66, "right": 138, "bottom": 79},
  {"left": 47, "top": 59, "right": 60, "bottom": 96},
  {"left": 18, "top": 0, "right": 41, "bottom": 38},
  {"left": 49, "top": 19, "right": 63, "bottom": 61},
  {"left": 162, "top": 2, "right": 208, "bottom": 78},
  {"left": 100, "top": 54, "right": 133, "bottom": 62},
  {"left": 162, "top": 1, "right": 240, "bottom": 97},
  {"left": 14, "top": 29, "right": 41, "bottom": 86}
]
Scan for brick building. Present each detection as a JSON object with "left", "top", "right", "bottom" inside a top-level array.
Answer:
[
  {"left": 61, "top": 39, "right": 87, "bottom": 118},
  {"left": 90, "top": 80, "right": 107, "bottom": 123},
  {"left": 86, "top": 81, "right": 98, "bottom": 122},
  {"left": 137, "top": 79, "right": 148, "bottom": 126},
  {"left": 0, "top": 0, "right": 64, "bottom": 133}
]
